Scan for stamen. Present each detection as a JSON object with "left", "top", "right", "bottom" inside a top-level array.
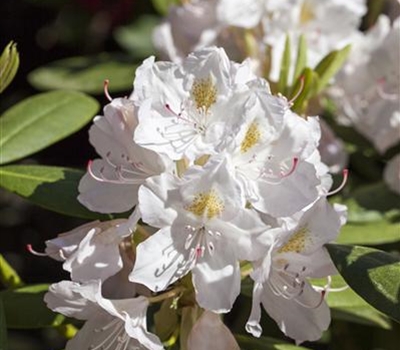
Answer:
[
  {"left": 26, "top": 244, "right": 47, "bottom": 257},
  {"left": 326, "top": 169, "right": 348, "bottom": 196},
  {"left": 280, "top": 158, "right": 299, "bottom": 178},
  {"left": 377, "top": 78, "right": 398, "bottom": 101},
  {"left": 103, "top": 79, "right": 113, "bottom": 102},
  {"left": 288, "top": 76, "right": 305, "bottom": 105},
  {"left": 294, "top": 290, "right": 326, "bottom": 309}
]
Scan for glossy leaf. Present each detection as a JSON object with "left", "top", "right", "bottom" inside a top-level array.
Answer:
[
  {"left": 314, "top": 45, "right": 351, "bottom": 92},
  {"left": 0, "top": 90, "right": 99, "bottom": 164},
  {"left": 277, "top": 35, "right": 291, "bottom": 95},
  {"left": 28, "top": 54, "right": 137, "bottom": 94},
  {"left": 0, "top": 299, "right": 7, "bottom": 350},
  {"left": 0, "top": 284, "right": 64, "bottom": 329},
  {"left": 114, "top": 15, "right": 159, "bottom": 58},
  {"left": 337, "top": 221, "right": 400, "bottom": 245},
  {"left": 326, "top": 244, "right": 400, "bottom": 323},
  {"left": 0, "top": 165, "right": 111, "bottom": 220},
  {"left": 235, "top": 334, "right": 310, "bottom": 350},
  {"left": 0, "top": 41, "right": 19, "bottom": 93}
]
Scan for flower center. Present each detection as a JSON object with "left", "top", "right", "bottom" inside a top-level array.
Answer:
[
  {"left": 185, "top": 189, "right": 225, "bottom": 219},
  {"left": 277, "top": 227, "right": 309, "bottom": 254},
  {"left": 191, "top": 77, "right": 217, "bottom": 112},
  {"left": 241, "top": 121, "right": 262, "bottom": 153}
]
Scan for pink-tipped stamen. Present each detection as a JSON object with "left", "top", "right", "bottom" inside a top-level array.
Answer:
[
  {"left": 104, "top": 79, "right": 113, "bottom": 102},
  {"left": 280, "top": 158, "right": 299, "bottom": 178},
  {"left": 26, "top": 244, "right": 47, "bottom": 257},
  {"left": 326, "top": 169, "right": 349, "bottom": 196},
  {"left": 288, "top": 76, "right": 305, "bottom": 105},
  {"left": 294, "top": 289, "right": 326, "bottom": 309},
  {"left": 377, "top": 78, "right": 398, "bottom": 101}
]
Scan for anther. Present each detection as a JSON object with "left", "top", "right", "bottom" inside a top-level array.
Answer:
[
  {"left": 377, "top": 78, "right": 398, "bottom": 101},
  {"left": 26, "top": 244, "right": 47, "bottom": 257},
  {"left": 104, "top": 79, "right": 113, "bottom": 102},
  {"left": 326, "top": 169, "right": 349, "bottom": 196}
]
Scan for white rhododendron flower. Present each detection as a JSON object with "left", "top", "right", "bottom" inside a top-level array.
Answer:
[
  {"left": 153, "top": 0, "right": 263, "bottom": 62},
  {"left": 331, "top": 15, "right": 400, "bottom": 153},
  {"left": 45, "top": 280, "right": 163, "bottom": 350},
  {"left": 44, "top": 210, "right": 139, "bottom": 282},
  {"left": 78, "top": 97, "right": 170, "bottom": 213},
  {"left": 246, "top": 198, "right": 347, "bottom": 343},
  {"left": 43, "top": 45, "right": 351, "bottom": 346},
  {"left": 130, "top": 156, "right": 267, "bottom": 313}
]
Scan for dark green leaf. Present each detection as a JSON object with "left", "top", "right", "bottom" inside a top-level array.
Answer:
[
  {"left": 236, "top": 334, "right": 310, "bottom": 350},
  {"left": 314, "top": 45, "right": 351, "bottom": 92},
  {"left": 0, "top": 41, "right": 19, "bottom": 94},
  {"left": 326, "top": 244, "right": 400, "bottom": 323},
  {"left": 0, "top": 299, "right": 7, "bottom": 350},
  {"left": 114, "top": 15, "right": 159, "bottom": 58},
  {"left": 0, "top": 90, "right": 99, "bottom": 165},
  {"left": 277, "top": 35, "right": 291, "bottom": 95},
  {"left": 0, "top": 165, "right": 110, "bottom": 220},
  {"left": 28, "top": 54, "right": 137, "bottom": 94},
  {"left": 0, "top": 284, "right": 64, "bottom": 329}
]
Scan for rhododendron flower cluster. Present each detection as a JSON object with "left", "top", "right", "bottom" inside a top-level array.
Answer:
[{"left": 43, "top": 47, "right": 348, "bottom": 348}]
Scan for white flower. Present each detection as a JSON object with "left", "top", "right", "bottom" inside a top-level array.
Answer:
[
  {"left": 330, "top": 15, "right": 400, "bottom": 153},
  {"left": 130, "top": 156, "right": 267, "bottom": 313},
  {"left": 187, "top": 311, "right": 240, "bottom": 350},
  {"left": 246, "top": 198, "right": 347, "bottom": 344},
  {"left": 45, "top": 210, "right": 139, "bottom": 282},
  {"left": 225, "top": 91, "right": 322, "bottom": 216},
  {"left": 384, "top": 154, "right": 400, "bottom": 195},
  {"left": 44, "top": 280, "right": 163, "bottom": 350},
  {"left": 78, "top": 98, "right": 169, "bottom": 214},
  {"left": 153, "top": 0, "right": 263, "bottom": 62},
  {"left": 263, "top": 0, "right": 367, "bottom": 81},
  {"left": 132, "top": 47, "right": 256, "bottom": 161}
]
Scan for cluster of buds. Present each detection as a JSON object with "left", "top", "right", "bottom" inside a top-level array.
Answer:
[{"left": 30, "top": 47, "right": 351, "bottom": 349}]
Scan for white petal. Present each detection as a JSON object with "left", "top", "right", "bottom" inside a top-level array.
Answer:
[
  {"left": 261, "top": 282, "right": 330, "bottom": 344},
  {"left": 187, "top": 311, "right": 240, "bottom": 350},
  {"left": 129, "top": 227, "right": 192, "bottom": 292},
  {"left": 192, "top": 248, "right": 241, "bottom": 313}
]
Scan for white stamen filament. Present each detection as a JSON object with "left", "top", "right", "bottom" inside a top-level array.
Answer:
[{"left": 326, "top": 169, "right": 349, "bottom": 196}]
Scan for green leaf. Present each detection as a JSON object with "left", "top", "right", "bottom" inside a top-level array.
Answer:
[
  {"left": 326, "top": 244, "right": 400, "bottom": 323},
  {"left": 0, "top": 165, "right": 110, "bottom": 220},
  {"left": 337, "top": 221, "right": 400, "bottom": 245},
  {"left": 0, "top": 41, "right": 19, "bottom": 93},
  {"left": 151, "top": 0, "right": 180, "bottom": 14},
  {"left": 0, "top": 284, "right": 64, "bottom": 329},
  {"left": 0, "top": 299, "right": 7, "bottom": 350},
  {"left": 277, "top": 35, "right": 291, "bottom": 95},
  {"left": 235, "top": 334, "right": 310, "bottom": 350},
  {"left": 292, "top": 35, "right": 307, "bottom": 84},
  {"left": 114, "top": 15, "right": 159, "bottom": 58},
  {"left": 28, "top": 54, "right": 137, "bottom": 94},
  {"left": 314, "top": 45, "right": 351, "bottom": 92},
  {"left": 0, "top": 255, "right": 23, "bottom": 289},
  {"left": 0, "top": 90, "right": 99, "bottom": 165},
  {"left": 311, "top": 275, "right": 391, "bottom": 329}
]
